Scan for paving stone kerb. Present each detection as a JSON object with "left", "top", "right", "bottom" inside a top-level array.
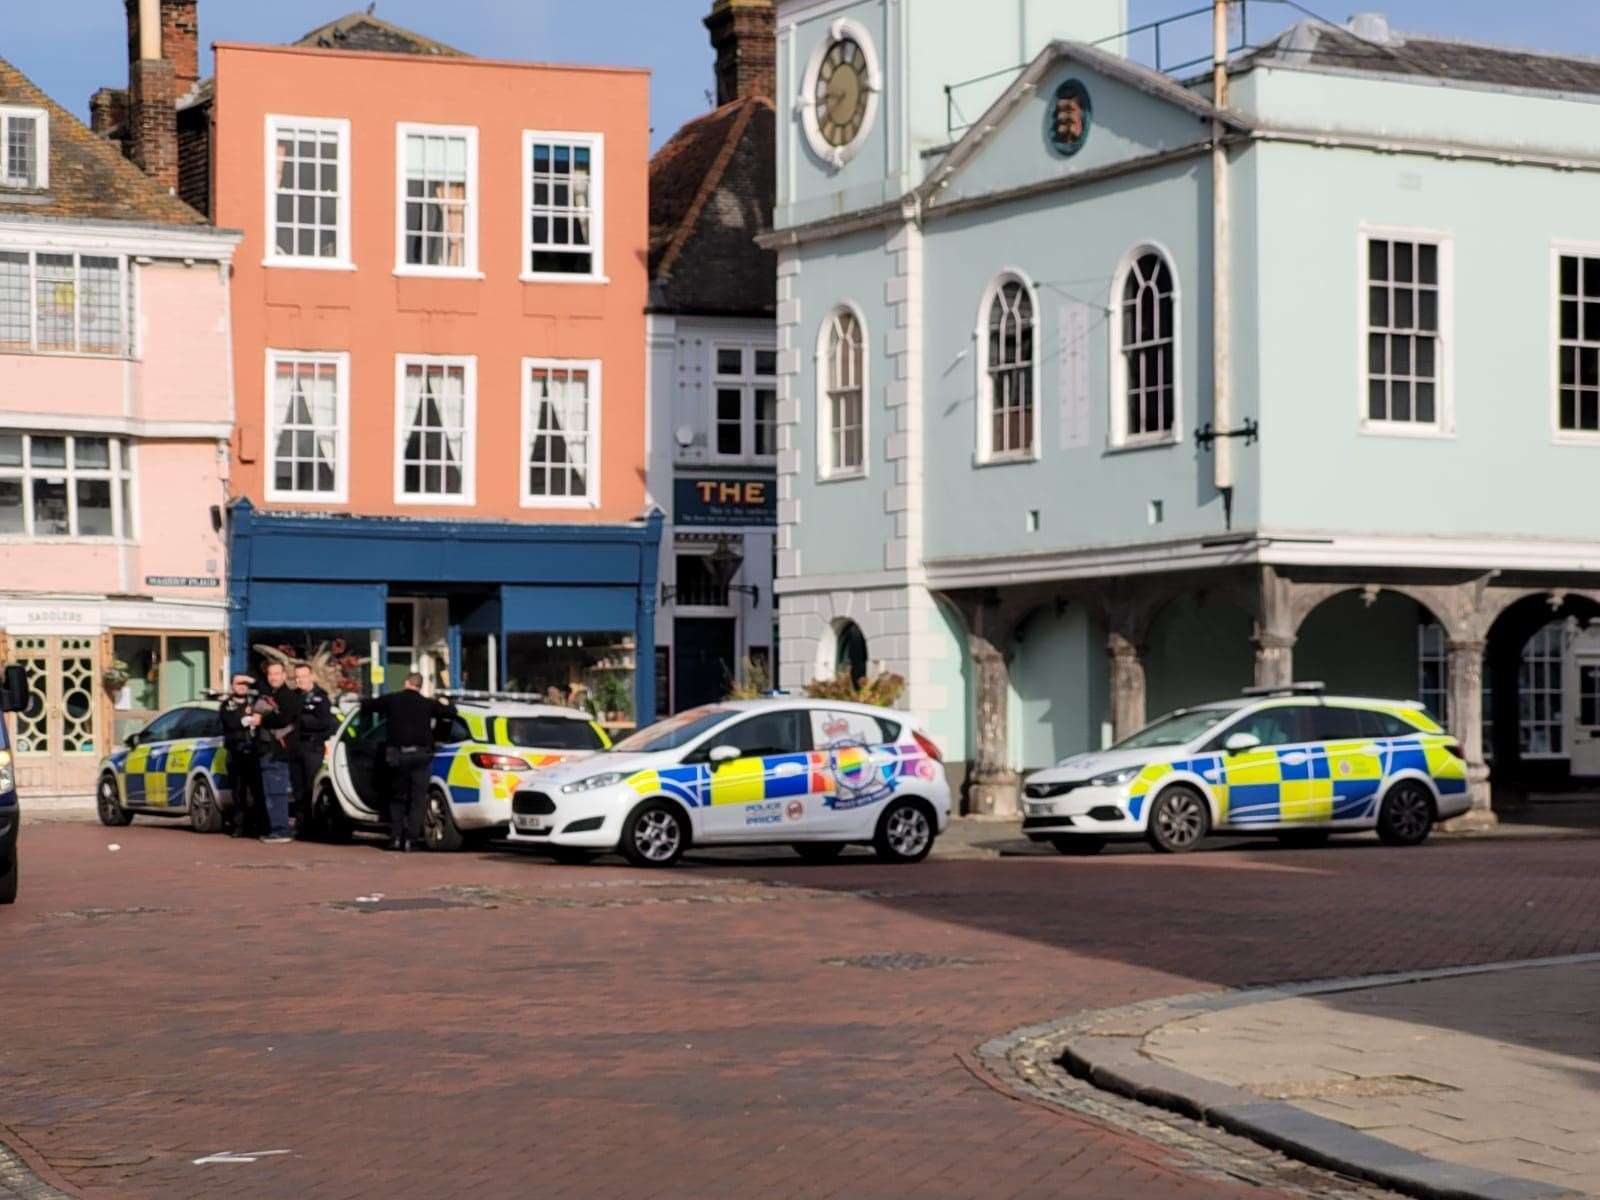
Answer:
[{"left": 1049, "top": 956, "right": 1600, "bottom": 1200}]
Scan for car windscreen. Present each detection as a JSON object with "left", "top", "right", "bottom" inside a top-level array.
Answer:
[
  {"left": 1113, "top": 707, "right": 1234, "bottom": 750},
  {"left": 609, "top": 707, "right": 734, "bottom": 754},
  {"left": 502, "top": 717, "right": 605, "bottom": 751}
]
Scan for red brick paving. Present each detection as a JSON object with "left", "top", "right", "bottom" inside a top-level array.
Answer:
[{"left": 2, "top": 823, "right": 1598, "bottom": 1199}]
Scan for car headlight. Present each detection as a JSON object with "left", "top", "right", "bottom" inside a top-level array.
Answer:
[
  {"left": 560, "top": 771, "right": 625, "bottom": 794},
  {"left": 1088, "top": 766, "right": 1141, "bottom": 788},
  {"left": 0, "top": 764, "right": 12, "bottom": 795}
]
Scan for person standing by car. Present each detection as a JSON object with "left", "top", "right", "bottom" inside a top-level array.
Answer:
[
  {"left": 219, "top": 672, "right": 264, "bottom": 838},
  {"left": 254, "top": 660, "right": 301, "bottom": 845},
  {"left": 290, "top": 663, "right": 338, "bottom": 838},
  {"left": 363, "top": 673, "right": 454, "bottom": 852}
]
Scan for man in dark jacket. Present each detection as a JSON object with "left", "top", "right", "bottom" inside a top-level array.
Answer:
[
  {"left": 363, "top": 674, "right": 455, "bottom": 852},
  {"left": 253, "top": 660, "right": 302, "bottom": 844},
  {"left": 219, "top": 672, "right": 263, "bottom": 838},
  {"left": 290, "top": 663, "right": 339, "bottom": 839}
]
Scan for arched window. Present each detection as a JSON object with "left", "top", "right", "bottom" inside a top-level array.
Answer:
[
  {"left": 822, "top": 308, "right": 865, "bottom": 477},
  {"left": 983, "top": 278, "right": 1035, "bottom": 459},
  {"left": 835, "top": 620, "right": 868, "bottom": 685},
  {"left": 1119, "top": 250, "right": 1176, "bottom": 442}
]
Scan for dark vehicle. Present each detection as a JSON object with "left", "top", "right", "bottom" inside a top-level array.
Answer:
[{"left": 1, "top": 663, "right": 31, "bottom": 904}]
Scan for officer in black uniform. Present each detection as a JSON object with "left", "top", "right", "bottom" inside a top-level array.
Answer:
[
  {"left": 254, "top": 660, "right": 302, "bottom": 844},
  {"left": 219, "top": 672, "right": 263, "bottom": 838},
  {"left": 362, "top": 673, "right": 455, "bottom": 852},
  {"left": 289, "top": 663, "right": 339, "bottom": 838}
]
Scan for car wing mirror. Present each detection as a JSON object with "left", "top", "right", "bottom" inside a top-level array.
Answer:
[
  {"left": 707, "top": 744, "right": 741, "bottom": 767},
  {"left": 124, "top": 732, "right": 140, "bottom": 748},
  {"left": 1224, "top": 732, "right": 1262, "bottom": 753}
]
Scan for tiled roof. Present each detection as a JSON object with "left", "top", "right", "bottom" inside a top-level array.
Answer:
[
  {"left": 293, "top": 12, "right": 467, "bottom": 57},
  {"left": 649, "top": 95, "right": 775, "bottom": 317},
  {"left": 0, "top": 55, "right": 206, "bottom": 226},
  {"left": 1242, "top": 20, "right": 1600, "bottom": 97}
]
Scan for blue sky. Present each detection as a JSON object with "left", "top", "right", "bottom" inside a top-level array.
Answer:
[{"left": 5, "top": 1, "right": 1596, "bottom": 153}]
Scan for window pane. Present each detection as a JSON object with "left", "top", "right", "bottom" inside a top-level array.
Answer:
[
  {"left": 76, "top": 478, "right": 113, "bottom": 536},
  {"left": 755, "top": 349, "right": 777, "bottom": 376},
  {"left": 1418, "top": 242, "right": 1438, "bottom": 285},
  {"left": 73, "top": 436, "right": 110, "bottom": 468},
  {"left": 0, "top": 477, "right": 21, "bottom": 533},
  {"left": 31, "top": 477, "right": 68, "bottom": 535},
  {"left": 1368, "top": 239, "right": 1388, "bottom": 282},
  {"left": 31, "top": 435, "right": 65, "bottom": 467},
  {"left": 0, "top": 433, "right": 20, "bottom": 466},
  {"left": 1561, "top": 255, "right": 1579, "bottom": 295},
  {"left": 716, "top": 349, "right": 743, "bottom": 375}
]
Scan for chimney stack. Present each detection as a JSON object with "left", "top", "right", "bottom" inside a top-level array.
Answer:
[
  {"left": 123, "top": 0, "right": 196, "bottom": 193},
  {"left": 705, "top": 0, "right": 775, "bottom": 105}
]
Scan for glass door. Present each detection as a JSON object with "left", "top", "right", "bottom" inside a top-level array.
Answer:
[{"left": 7, "top": 635, "right": 98, "bottom": 795}]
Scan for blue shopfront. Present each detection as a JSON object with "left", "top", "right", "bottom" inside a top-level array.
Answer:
[{"left": 227, "top": 502, "right": 663, "bottom": 726}]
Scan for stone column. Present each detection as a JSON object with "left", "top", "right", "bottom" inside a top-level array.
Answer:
[
  {"left": 1444, "top": 638, "right": 1496, "bottom": 830},
  {"left": 1107, "top": 630, "right": 1147, "bottom": 742},
  {"left": 967, "top": 628, "right": 1019, "bottom": 817},
  {"left": 1252, "top": 565, "right": 1297, "bottom": 688}
]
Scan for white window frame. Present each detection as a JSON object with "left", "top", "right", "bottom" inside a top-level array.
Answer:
[
  {"left": 1108, "top": 241, "right": 1182, "bottom": 450},
  {"left": 1520, "top": 621, "right": 1567, "bottom": 760},
  {"left": 0, "top": 249, "right": 131, "bottom": 357},
  {"left": 0, "top": 106, "right": 48, "bottom": 190},
  {"left": 520, "top": 356, "right": 601, "bottom": 509},
  {"left": 1358, "top": 224, "right": 1453, "bottom": 438},
  {"left": 1550, "top": 239, "right": 1600, "bottom": 445},
  {"left": 709, "top": 341, "right": 779, "bottom": 464},
  {"left": 264, "top": 115, "right": 354, "bottom": 271},
  {"left": 975, "top": 269, "right": 1040, "bottom": 465},
  {"left": 0, "top": 431, "right": 132, "bottom": 541},
  {"left": 392, "top": 354, "right": 476, "bottom": 506},
  {"left": 521, "top": 130, "right": 605, "bottom": 284},
  {"left": 393, "top": 122, "right": 480, "bottom": 279},
  {"left": 815, "top": 304, "right": 868, "bottom": 482},
  {"left": 264, "top": 349, "right": 350, "bottom": 503}
]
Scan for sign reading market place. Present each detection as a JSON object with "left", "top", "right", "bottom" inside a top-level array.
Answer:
[{"left": 674, "top": 477, "right": 776, "bottom": 527}]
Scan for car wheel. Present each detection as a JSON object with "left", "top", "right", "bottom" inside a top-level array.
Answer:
[
  {"left": 1050, "top": 835, "right": 1107, "bottom": 857},
  {"left": 1377, "top": 781, "right": 1435, "bottom": 846},
  {"left": 1146, "top": 786, "right": 1209, "bottom": 854},
  {"left": 313, "top": 781, "right": 352, "bottom": 844},
  {"left": 874, "top": 798, "right": 934, "bottom": 864},
  {"left": 620, "top": 800, "right": 688, "bottom": 868},
  {"left": 792, "top": 842, "right": 846, "bottom": 862},
  {"left": 97, "top": 775, "right": 133, "bottom": 827},
  {"left": 188, "top": 776, "right": 223, "bottom": 834},
  {"left": 1277, "top": 829, "right": 1331, "bottom": 848},
  {"left": 423, "top": 787, "right": 464, "bottom": 852}
]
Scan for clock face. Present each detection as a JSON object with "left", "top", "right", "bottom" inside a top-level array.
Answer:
[{"left": 813, "top": 37, "right": 870, "bottom": 149}]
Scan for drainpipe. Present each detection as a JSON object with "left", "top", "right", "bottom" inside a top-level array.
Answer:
[{"left": 1211, "top": 0, "right": 1234, "bottom": 522}]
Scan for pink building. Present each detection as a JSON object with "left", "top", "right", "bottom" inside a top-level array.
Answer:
[{"left": 0, "top": 51, "right": 239, "bottom": 798}]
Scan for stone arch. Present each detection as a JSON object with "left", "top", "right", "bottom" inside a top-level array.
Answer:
[
  {"left": 1142, "top": 587, "right": 1256, "bottom": 718},
  {"left": 1481, "top": 590, "right": 1600, "bottom": 788},
  {"left": 1293, "top": 587, "right": 1448, "bottom": 702}
]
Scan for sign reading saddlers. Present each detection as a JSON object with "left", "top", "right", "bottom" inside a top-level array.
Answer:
[{"left": 674, "top": 477, "right": 775, "bottom": 527}]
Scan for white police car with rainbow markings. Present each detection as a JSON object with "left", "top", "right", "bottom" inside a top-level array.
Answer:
[
  {"left": 1022, "top": 685, "right": 1470, "bottom": 856},
  {"left": 97, "top": 700, "right": 234, "bottom": 833},
  {"left": 504, "top": 698, "right": 950, "bottom": 867}
]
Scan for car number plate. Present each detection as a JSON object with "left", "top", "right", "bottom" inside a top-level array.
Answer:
[{"left": 514, "top": 815, "right": 550, "bottom": 831}]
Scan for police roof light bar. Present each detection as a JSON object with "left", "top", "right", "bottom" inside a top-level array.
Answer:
[{"left": 1239, "top": 681, "right": 1327, "bottom": 698}]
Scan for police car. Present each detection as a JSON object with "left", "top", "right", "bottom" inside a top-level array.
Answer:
[
  {"left": 96, "top": 700, "right": 234, "bottom": 833},
  {"left": 1, "top": 663, "right": 30, "bottom": 903},
  {"left": 1022, "top": 685, "right": 1470, "bottom": 855},
  {"left": 504, "top": 698, "right": 951, "bottom": 867},
  {"left": 309, "top": 693, "right": 609, "bottom": 850}
]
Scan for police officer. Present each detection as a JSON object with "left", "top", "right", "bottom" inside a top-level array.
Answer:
[
  {"left": 253, "top": 660, "right": 302, "bottom": 844},
  {"left": 290, "top": 663, "right": 338, "bottom": 839},
  {"left": 363, "top": 673, "right": 455, "bottom": 852},
  {"left": 219, "top": 672, "right": 263, "bottom": 838}
]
